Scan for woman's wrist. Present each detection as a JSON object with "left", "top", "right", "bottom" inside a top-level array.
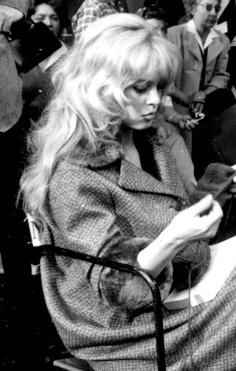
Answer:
[
  {"left": 137, "top": 228, "right": 186, "bottom": 277},
  {"left": 167, "top": 113, "right": 178, "bottom": 123}
]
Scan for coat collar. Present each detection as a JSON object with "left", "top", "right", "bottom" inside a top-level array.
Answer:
[
  {"left": 118, "top": 146, "right": 185, "bottom": 199},
  {"left": 78, "top": 129, "right": 187, "bottom": 200},
  {"left": 184, "top": 20, "right": 227, "bottom": 64}
]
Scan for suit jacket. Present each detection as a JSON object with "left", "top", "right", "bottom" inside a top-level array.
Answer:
[
  {"left": 0, "top": 0, "right": 29, "bottom": 132},
  {"left": 40, "top": 130, "right": 210, "bottom": 367},
  {"left": 167, "top": 22, "right": 230, "bottom": 106}
]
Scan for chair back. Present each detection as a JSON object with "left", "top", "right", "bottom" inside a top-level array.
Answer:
[{"left": 26, "top": 214, "right": 166, "bottom": 370}]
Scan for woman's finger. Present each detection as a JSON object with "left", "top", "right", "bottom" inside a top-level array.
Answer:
[{"left": 188, "top": 194, "right": 214, "bottom": 216}]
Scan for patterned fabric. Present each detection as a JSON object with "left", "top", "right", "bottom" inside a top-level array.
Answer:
[
  {"left": 0, "top": 0, "right": 29, "bottom": 132},
  {"left": 38, "top": 130, "right": 236, "bottom": 370},
  {"left": 72, "top": 0, "right": 119, "bottom": 42}
]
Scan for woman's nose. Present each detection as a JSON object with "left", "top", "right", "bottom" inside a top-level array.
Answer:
[
  {"left": 43, "top": 16, "right": 53, "bottom": 28},
  {"left": 146, "top": 87, "right": 161, "bottom": 107}
]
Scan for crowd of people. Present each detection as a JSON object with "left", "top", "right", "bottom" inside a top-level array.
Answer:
[{"left": 1, "top": 0, "right": 236, "bottom": 370}]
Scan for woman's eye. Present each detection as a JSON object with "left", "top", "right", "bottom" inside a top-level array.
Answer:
[
  {"left": 33, "top": 16, "right": 44, "bottom": 22},
  {"left": 133, "top": 86, "right": 148, "bottom": 94}
]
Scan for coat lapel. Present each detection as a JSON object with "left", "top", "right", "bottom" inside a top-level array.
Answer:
[
  {"left": 185, "top": 31, "right": 202, "bottom": 62},
  {"left": 207, "top": 36, "right": 226, "bottom": 65},
  {"left": 84, "top": 130, "right": 187, "bottom": 200},
  {"left": 119, "top": 142, "right": 186, "bottom": 200}
]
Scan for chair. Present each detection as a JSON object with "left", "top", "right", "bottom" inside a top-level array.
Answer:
[{"left": 27, "top": 215, "right": 166, "bottom": 371}]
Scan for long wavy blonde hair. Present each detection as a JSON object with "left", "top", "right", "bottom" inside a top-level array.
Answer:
[{"left": 20, "top": 13, "right": 179, "bottom": 224}]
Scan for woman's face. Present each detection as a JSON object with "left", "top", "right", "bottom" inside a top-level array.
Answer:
[
  {"left": 192, "top": 0, "right": 221, "bottom": 31},
  {"left": 31, "top": 3, "right": 60, "bottom": 37},
  {"left": 123, "top": 78, "right": 161, "bottom": 130}
]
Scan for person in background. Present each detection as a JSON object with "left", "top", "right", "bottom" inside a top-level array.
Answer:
[
  {"left": 20, "top": 13, "right": 236, "bottom": 371},
  {"left": 21, "top": 0, "right": 69, "bottom": 122},
  {"left": 141, "top": 0, "right": 186, "bottom": 27},
  {"left": 167, "top": 0, "right": 236, "bottom": 177},
  {"left": 143, "top": 5, "right": 197, "bottom": 192},
  {"left": 168, "top": 0, "right": 233, "bottom": 119},
  {"left": 71, "top": 0, "right": 121, "bottom": 42},
  {"left": 217, "top": 0, "right": 236, "bottom": 90},
  {"left": 0, "top": 0, "right": 35, "bottom": 369}
]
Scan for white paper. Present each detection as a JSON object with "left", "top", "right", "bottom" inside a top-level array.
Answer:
[{"left": 164, "top": 236, "right": 236, "bottom": 310}]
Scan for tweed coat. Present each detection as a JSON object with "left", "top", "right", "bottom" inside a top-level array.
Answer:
[
  {"left": 167, "top": 21, "right": 230, "bottom": 115},
  {"left": 40, "top": 130, "right": 236, "bottom": 370},
  {"left": 0, "top": 0, "right": 29, "bottom": 132}
]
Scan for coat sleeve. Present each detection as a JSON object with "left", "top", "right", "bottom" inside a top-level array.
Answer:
[
  {"left": 205, "top": 35, "right": 230, "bottom": 94},
  {"left": 48, "top": 166, "right": 173, "bottom": 312},
  {"left": 0, "top": 0, "right": 29, "bottom": 16},
  {"left": 0, "top": 0, "right": 29, "bottom": 131}
]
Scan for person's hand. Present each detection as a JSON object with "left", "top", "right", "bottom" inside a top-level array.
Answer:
[
  {"left": 167, "top": 194, "right": 223, "bottom": 243},
  {"left": 0, "top": 5, "right": 24, "bottom": 34},
  {"left": 175, "top": 114, "right": 192, "bottom": 130},
  {"left": 184, "top": 112, "right": 205, "bottom": 130},
  {"left": 189, "top": 90, "right": 206, "bottom": 116},
  {"left": 170, "top": 113, "right": 198, "bottom": 130},
  {"left": 169, "top": 113, "right": 205, "bottom": 130}
]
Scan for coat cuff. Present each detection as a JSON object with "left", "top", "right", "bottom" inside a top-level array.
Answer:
[{"left": 99, "top": 237, "right": 173, "bottom": 314}]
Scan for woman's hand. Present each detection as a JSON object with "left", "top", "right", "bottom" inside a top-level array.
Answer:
[
  {"left": 171, "top": 114, "right": 204, "bottom": 130},
  {"left": 138, "top": 195, "right": 222, "bottom": 278},
  {"left": 189, "top": 90, "right": 206, "bottom": 116},
  {"left": 168, "top": 194, "right": 223, "bottom": 243}
]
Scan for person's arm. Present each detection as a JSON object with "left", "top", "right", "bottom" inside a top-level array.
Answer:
[
  {"left": 168, "top": 84, "right": 191, "bottom": 106},
  {"left": 0, "top": 0, "right": 29, "bottom": 32},
  {"left": 137, "top": 195, "right": 222, "bottom": 276},
  {"left": 0, "top": 0, "right": 29, "bottom": 131},
  {"left": 49, "top": 166, "right": 222, "bottom": 309},
  {"left": 162, "top": 96, "right": 198, "bottom": 130},
  {"left": 204, "top": 36, "right": 230, "bottom": 94}
]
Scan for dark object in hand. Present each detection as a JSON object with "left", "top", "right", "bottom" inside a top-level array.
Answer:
[
  {"left": 190, "top": 163, "right": 236, "bottom": 208},
  {"left": 9, "top": 20, "right": 62, "bottom": 73}
]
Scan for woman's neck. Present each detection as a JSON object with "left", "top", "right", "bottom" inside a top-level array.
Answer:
[
  {"left": 121, "top": 126, "right": 134, "bottom": 149},
  {"left": 195, "top": 23, "right": 210, "bottom": 45},
  {"left": 121, "top": 127, "right": 142, "bottom": 169}
]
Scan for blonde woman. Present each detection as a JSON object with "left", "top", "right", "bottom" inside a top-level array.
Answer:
[{"left": 21, "top": 13, "right": 236, "bottom": 371}]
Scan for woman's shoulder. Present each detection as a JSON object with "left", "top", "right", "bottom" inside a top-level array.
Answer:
[
  {"left": 213, "top": 29, "right": 230, "bottom": 47},
  {"left": 167, "top": 23, "right": 187, "bottom": 42},
  {"left": 167, "top": 23, "right": 186, "bottom": 36},
  {"left": 50, "top": 147, "right": 121, "bottom": 191}
]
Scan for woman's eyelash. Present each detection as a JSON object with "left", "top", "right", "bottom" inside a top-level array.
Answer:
[{"left": 133, "top": 85, "right": 150, "bottom": 93}]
